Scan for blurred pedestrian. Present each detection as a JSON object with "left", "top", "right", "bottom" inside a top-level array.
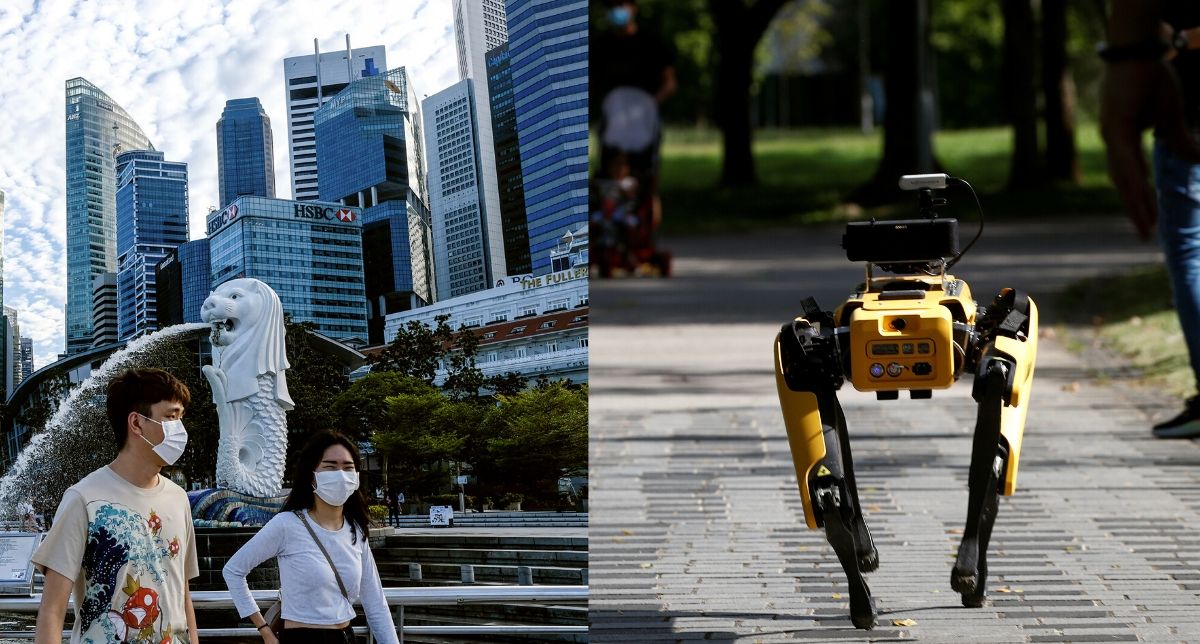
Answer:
[
  {"left": 591, "top": 0, "right": 676, "bottom": 276},
  {"left": 1101, "top": 1, "right": 1200, "bottom": 437},
  {"left": 31, "top": 368, "right": 199, "bottom": 642},
  {"left": 223, "top": 430, "right": 397, "bottom": 643}
]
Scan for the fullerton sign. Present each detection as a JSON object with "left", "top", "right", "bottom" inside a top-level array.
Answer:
[{"left": 519, "top": 266, "right": 588, "bottom": 290}]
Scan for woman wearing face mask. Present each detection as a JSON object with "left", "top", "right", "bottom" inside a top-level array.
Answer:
[{"left": 222, "top": 430, "right": 398, "bottom": 644}]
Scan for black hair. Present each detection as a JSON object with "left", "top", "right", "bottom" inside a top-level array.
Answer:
[
  {"left": 106, "top": 368, "right": 191, "bottom": 450},
  {"left": 282, "top": 430, "right": 371, "bottom": 543}
]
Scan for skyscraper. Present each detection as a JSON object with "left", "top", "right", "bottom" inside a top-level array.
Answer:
[
  {"left": 4, "top": 307, "right": 19, "bottom": 394},
  {"left": 19, "top": 337, "right": 32, "bottom": 381},
  {"left": 115, "top": 149, "right": 190, "bottom": 341},
  {"left": 92, "top": 272, "right": 119, "bottom": 348},
  {"left": 313, "top": 66, "right": 434, "bottom": 344},
  {"left": 217, "top": 98, "right": 275, "bottom": 207},
  {"left": 208, "top": 196, "right": 368, "bottom": 341},
  {"left": 283, "top": 40, "right": 385, "bottom": 201},
  {"left": 424, "top": 80, "right": 504, "bottom": 299},
  {"left": 451, "top": 0, "right": 507, "bottom": 276},
  {"left": 486, "top": 42, "right": 532, "bottom": 275},
  {"left": 154, "top": 238, "right": 211, "bottom": 326},
  {"left": 504, "top": 0, "right": 589, "bottom": 274},
  {"left": 65, "top": 78, "right": 155, "bottom": 354}
]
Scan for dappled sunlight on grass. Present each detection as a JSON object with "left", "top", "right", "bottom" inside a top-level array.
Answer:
[{"left": 648, "top": 125, "right": 1122, "bottom": 235}]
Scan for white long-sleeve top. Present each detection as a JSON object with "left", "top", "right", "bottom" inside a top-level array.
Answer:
[{"left": 222, "top": 509, "right": 398, "bottom": 644}]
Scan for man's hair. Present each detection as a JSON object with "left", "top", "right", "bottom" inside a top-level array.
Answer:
[{"left": 106, "top": 368, "right": 191, "bottom": 450}]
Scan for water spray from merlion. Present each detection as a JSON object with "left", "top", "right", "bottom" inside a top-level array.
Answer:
[{"left": 0, "top": 278, "right": 295, "bottom": 523}]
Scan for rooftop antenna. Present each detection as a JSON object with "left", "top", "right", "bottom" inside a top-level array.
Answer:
[
  {"left": 314, "top": 38, "right": 323, "bottom": 102},
  {"left": 346, "top": 34, "right": 354, "bottom": 80}
]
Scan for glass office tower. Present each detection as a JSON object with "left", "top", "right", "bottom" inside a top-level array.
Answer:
[
  {"left": 217, "top": 98, "right": 276, "bottom": 208},
  {"left": 313, "top": 66, "right": 434, "bottom": 344},
  {"left": 504, "top": 0, "right": 589, "bottom": 274},
  {"left": 208, "top": 196, "right": 368, "bottom": 341},
  {"left": 65, "top": 77, "right": 155, "bottom": 354},
  {"left": 486, "top": 42, "right": 532, "bottom": 275},
  {"left": 114, "top": 150, "right": 190, "bottom": 341}
]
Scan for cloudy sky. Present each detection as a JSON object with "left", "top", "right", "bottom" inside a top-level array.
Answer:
[{"left": 0, "top": 0, "right": 459, "bottom": 369}]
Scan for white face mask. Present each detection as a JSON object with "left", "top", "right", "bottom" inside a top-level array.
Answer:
[
  {"left": 138, "top": 414, "right": 188, "bottom": 466},
  {"left": 314, "top": 470, "right": 360, "bottom": 507}
]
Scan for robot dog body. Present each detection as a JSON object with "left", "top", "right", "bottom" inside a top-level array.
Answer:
[{"left": 773, "top": 178, "right": 1037, "bottom": 629}]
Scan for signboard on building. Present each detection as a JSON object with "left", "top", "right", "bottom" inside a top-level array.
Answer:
[{"left": 519, "top": 266, "right": 589, "bottom": 290}]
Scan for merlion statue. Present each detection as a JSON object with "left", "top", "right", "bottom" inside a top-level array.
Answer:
[{"left": 200, "top": 278, "right": 294, "bottom": 497}]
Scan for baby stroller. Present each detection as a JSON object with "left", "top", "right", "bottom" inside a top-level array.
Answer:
[{"left": 591, "top": 86, "right": 671, "bottom": 277}]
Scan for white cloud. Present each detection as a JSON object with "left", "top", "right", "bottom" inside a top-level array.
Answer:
[{"left": 0, "top": 0, "right": 458, "bottom": 369}]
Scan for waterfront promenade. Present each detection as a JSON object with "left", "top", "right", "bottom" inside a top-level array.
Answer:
[{"left": 588, "top": 215, "right": 1200, "bottom": 642}]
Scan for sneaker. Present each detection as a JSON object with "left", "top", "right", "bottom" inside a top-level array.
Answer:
[{"left": 1153, "top": 396, "right": 1200, "bottom": 438}]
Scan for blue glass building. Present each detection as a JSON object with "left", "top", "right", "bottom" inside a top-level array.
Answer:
[
  {"left": 115, "top": 150, "right": 190, "bottom": 341},
  {"left": 217, "top": 98, "right": 275, "bottom": 208},
  {"left": 503, "top": 0, "right": 588, "bottom": 274},
  {"left": 65, "top": 78, "right": 155, "bottom": 354},
  {"left": 207, "top": 196, "right": 368, "bottom": 341},
  {"left": 313, "top": 67, "right": 434, "bottom": 344},
  {"left": 486, "top": 42, "right": 532, "bottom": 275},
  {"left": 155, "top": 238, "right": 211, "bottom": 326}
]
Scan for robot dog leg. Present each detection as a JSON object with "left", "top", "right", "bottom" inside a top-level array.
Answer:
[
  {"left": 775, "top": 311, "right": 878, "bottom": 629},
  {"left": 952, "top": 289, "right": 1038, "bottom": 607}
]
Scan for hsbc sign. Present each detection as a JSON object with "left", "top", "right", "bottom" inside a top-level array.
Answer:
[
  {"left": 206, "top": 204, "right": 239, "bottom": 235},
  {"left": 293, "top": 204, "right": 358, "bottom": 223}
]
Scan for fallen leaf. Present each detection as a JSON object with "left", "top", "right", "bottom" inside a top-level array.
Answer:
[
  {"left": 892, "top": 618, "right": 917, "bottom": 627},
  {"left": 640, "top": 563, "right": 653, "bottom": 569},
  {"left": 995, "top": 587, "right": 1012, "bottom": 593},
  {"left": 622, "top": 529, "right": 634, "bottom": 536},
  {"left": 1061, "top": 382, "right": 1081, "bottom": 393},
  {"left": 832, "top": 592, "right": 843, "bottom": 599}
]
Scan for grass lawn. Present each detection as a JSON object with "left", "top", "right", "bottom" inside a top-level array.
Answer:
[
  {"left": 650, "top": 125, "right": 1123, "bottom": 236},
  {"left": 1056, "top": 265, "right": 1193, "bottom": 398}
]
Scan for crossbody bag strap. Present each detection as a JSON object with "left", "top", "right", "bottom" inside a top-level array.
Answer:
[{"left": 294, "top": 510, "right": 350, "bottom": 599}]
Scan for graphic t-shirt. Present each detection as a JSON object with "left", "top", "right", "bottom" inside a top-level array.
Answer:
[{"left": 32, "top": 466, "right": 199, "bottom": 644}]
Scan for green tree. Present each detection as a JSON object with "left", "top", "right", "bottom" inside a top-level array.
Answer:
[
  {"left": 332, "top": 371, "right": 430, "bottom": 441},
  {"left": 154, "top": 338, "right": 219, "bottom": 486},
  {"left": 283, "top": 321, "right": 352, "bottom": 476},
  {"left": 485, "top": 383, "right": 588, "bottom": 506},
  {"left": 371, "top": 315, "right": 455, "bottom": 382}
]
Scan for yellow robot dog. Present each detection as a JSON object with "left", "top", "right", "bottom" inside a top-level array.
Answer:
[{"left": 773, "top": 173, "right": 1037, "bottom": 629}]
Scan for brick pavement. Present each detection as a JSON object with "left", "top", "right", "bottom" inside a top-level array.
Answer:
[{"left": 589, "top": 215, "right": 1200, "bottom": 642}]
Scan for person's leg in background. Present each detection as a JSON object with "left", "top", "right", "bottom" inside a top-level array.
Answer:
[{"left": 1153, "top": 136, "right": 1200, "bottom": 438}]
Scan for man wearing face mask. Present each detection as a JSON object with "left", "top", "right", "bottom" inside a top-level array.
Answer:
[
  {"left": 223, "top": 430, "right": 398, "bottom": 643},
  {"left": 32, "top": 368, "right": 200, "bottom": 644}
]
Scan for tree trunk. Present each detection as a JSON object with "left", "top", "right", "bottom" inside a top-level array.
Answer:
[
  {"left": 1002, "top": 0, "right": 1040, "bottom": 189},
  {"left": 710, "top": 0, "right": 790, "bottom": 188},
  {"left": 853, "top": 0, "right": 937, "bottom": 206},
  {"left": 1041, "top": 0, "right": 1079, "bottom": 183}
]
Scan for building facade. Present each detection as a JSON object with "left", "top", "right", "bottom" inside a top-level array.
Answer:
[
  {"left": 313, "top": 66, "right": 434, "bottom": 344},
  {"left": 19, "top": 338, "right": 32, "bottom": 381},
  {"left": 92, "top": 272, "right": 118, "bottom": 348},
  {"left": 504, "top": 0, "right": 589, "bottom": 274},
  {"left": 3, "top": 307, "right": 17, "bottom": 395},
  {"left": 486, "top": 42, "right": 532, "bottom": 275},
  {"left": 115, "top": 150, "right": 190, "bottom": 341},
  {"left": 65, "top": 78, "right": 155, "bottom": 354},
  {"left": 217, "top": 98, "right": 276, "bottom": 207},
  {"left": 283, "top": 42, "right": 386, "bottom": 201},
  {"left": 382, "top": 263, "right": 588, "bottom": 386},
  {"left": 424, "top": 80, "right": 503, "bottom": 300},
  {"left": 451, "top": 0, "right": 507, "bottom": 278},
  {"left": 156, "top": 238, "right": 212, "bottom": 327},
  {"left": 207, "top": 196, "right": 368, "bottom": 341}
]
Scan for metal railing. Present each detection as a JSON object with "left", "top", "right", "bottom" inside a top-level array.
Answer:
[{"left": 0, "top": 585, "right": 589, "bottom": 643}]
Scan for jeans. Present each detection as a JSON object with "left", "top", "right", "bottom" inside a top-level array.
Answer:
[{"left": 1155, "top": 137, "right": 1200, "bottom": 390}]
